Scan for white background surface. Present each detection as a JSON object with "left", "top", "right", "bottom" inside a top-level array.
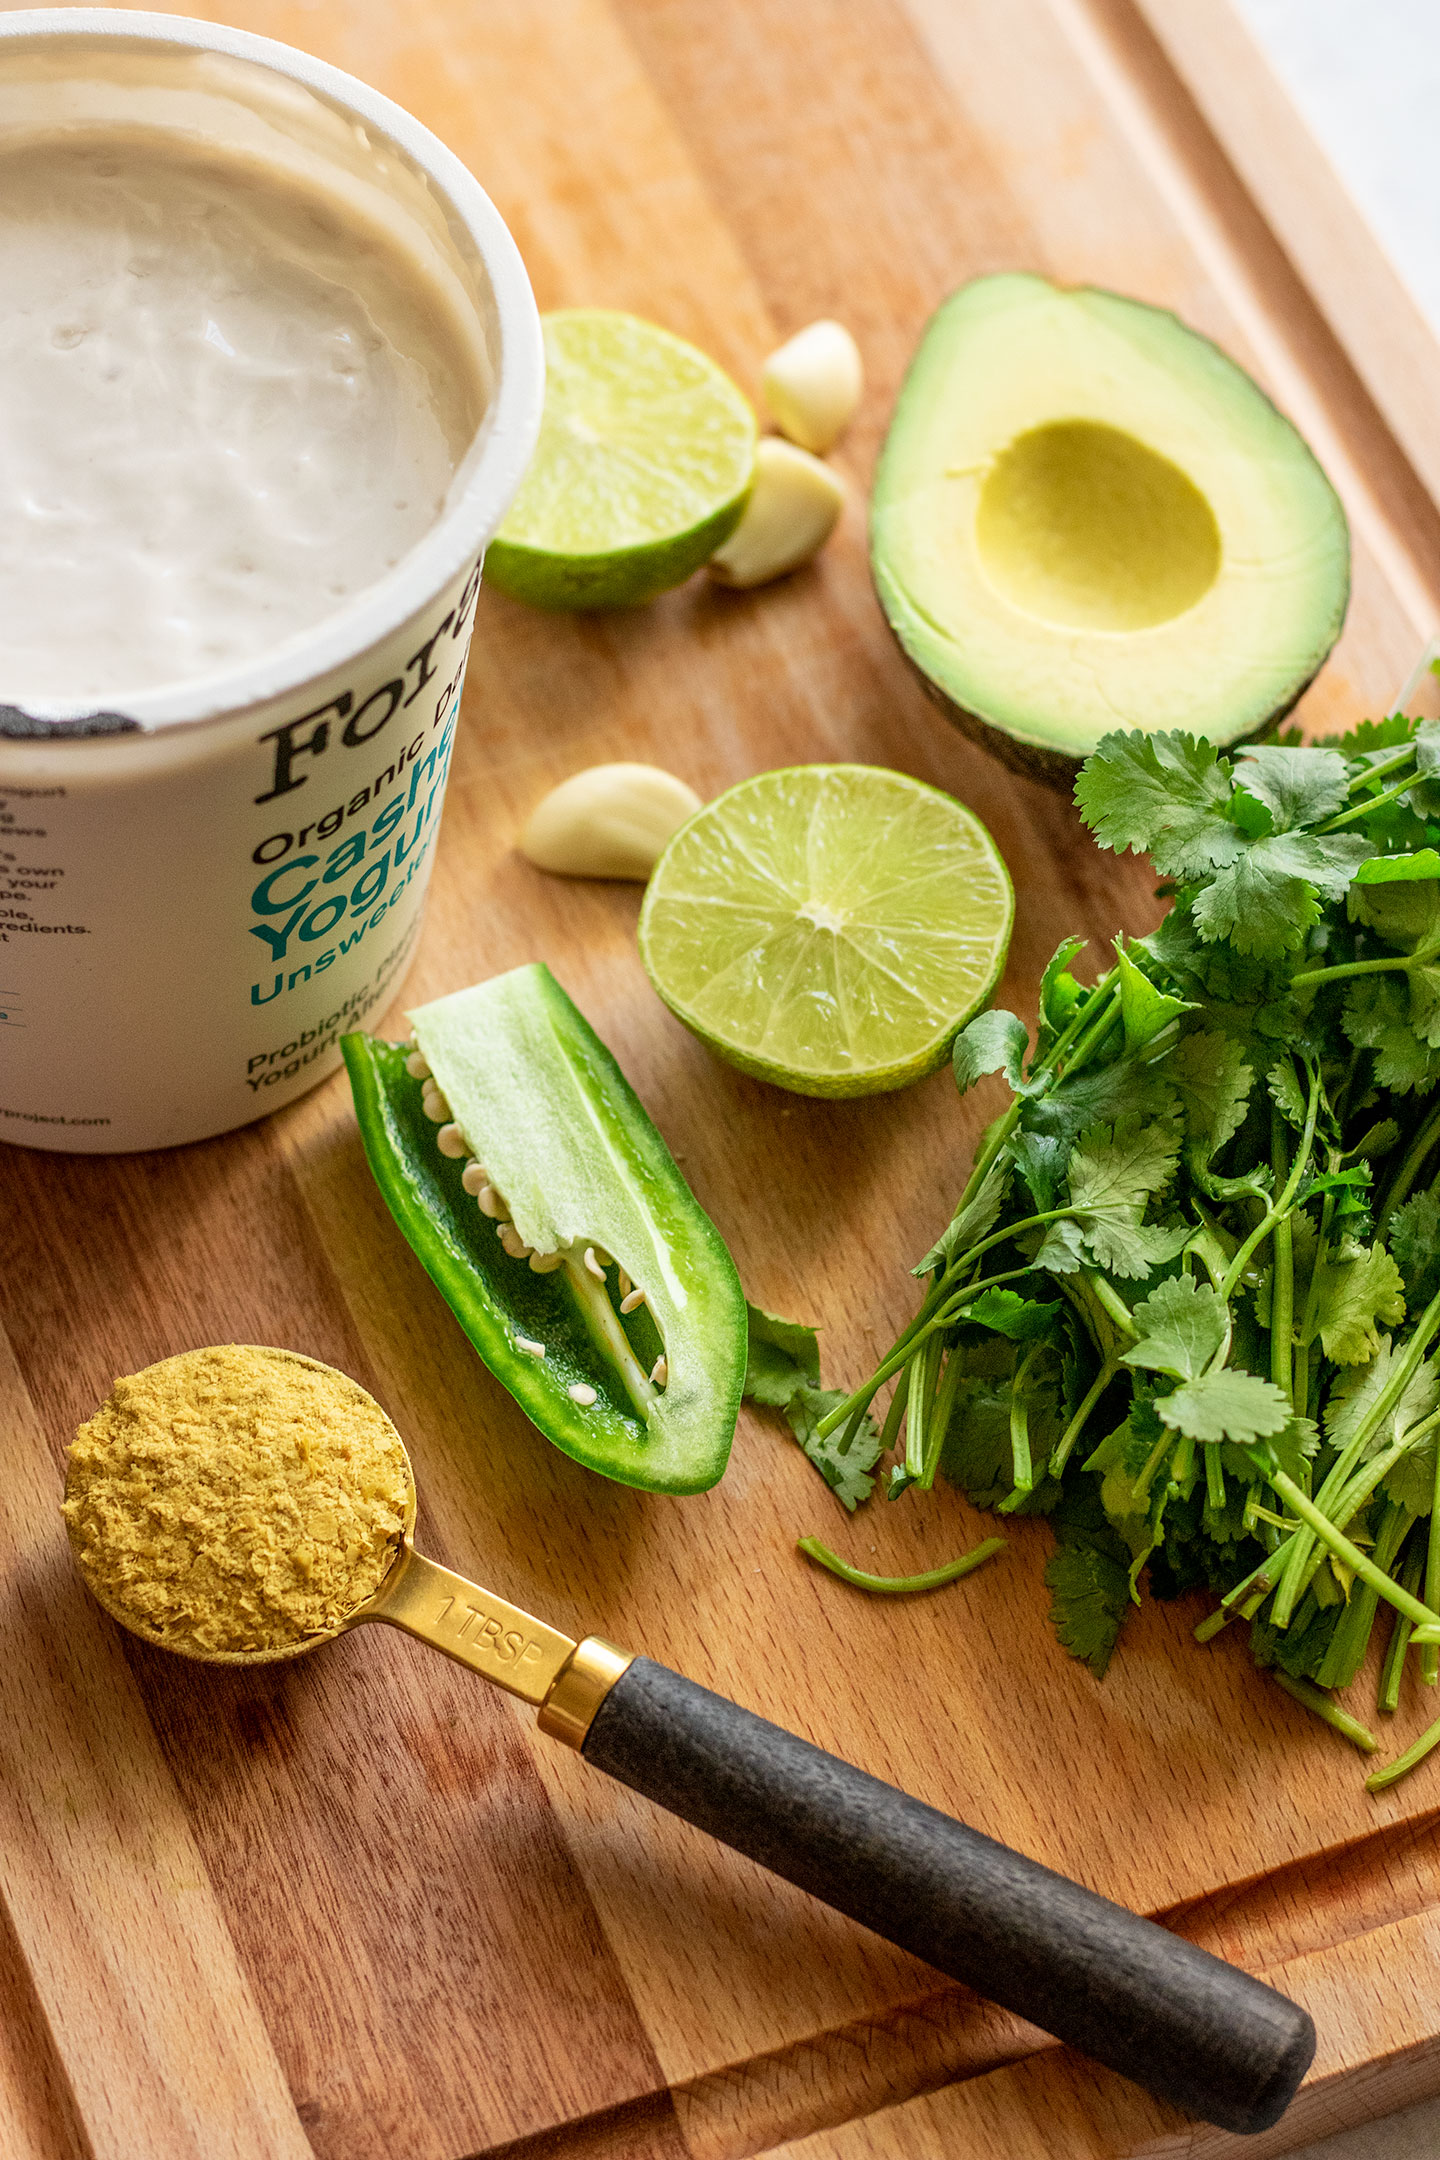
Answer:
[{"left": 1207, "top": 13, "right": 1440, "bottom": 2152}]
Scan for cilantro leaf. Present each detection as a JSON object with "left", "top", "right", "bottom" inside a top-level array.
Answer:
[
  {"left": 1267, "top": 1058, "right": 1308, "bottom": 1132},
  {"left": 1382, "top": 1425, "right": 1439, "bottom": 1515},
  {"left": 1310, "top": 1240, "right": 1406, "bottom": 1363},
  {"left": 1044, "top": 1482, "right": 1135, "bottom": 1678},
  {"left": 1192, "top": 832, "right": 1371, "bottom": 957},
  {"left": 1024, "top": 1055, "right": 1179, "bottom": 1150},
  {"left": 742, "top": 1305, "right": 883, "bottom": 1508},
  {"left": 1064, "top": 1114, "right": 1182, "bottom": 1274},
  {"left": 1348, "top": 869, "right": 1440, "bottom": 949},
  {"left": 743, "top": 1302, "right": 821, "bottom": 1406},
  {"left": 1074, "top": 731, "right": 1238, "bottom": 879},
  {"left": 1156, "top": 1367, "right": 1292, "bottom": 1445},
  {"left": 953, "top": 1009, "right": 1034, "bottom": 1098},
  {"left": 1030, "top": 1216, "right": 1087, "bottom": 1275},
  {"left": 784, "top": 1386, "right": 884, "bottom": 1511},
  {"left": 1039, "top": 936, "right": 1087, "bottom": 1040},
  {"left": 1115, "top": 943, "right": 1194, "bottom": 1051},
  {"left": 1391, "top": 1190, "right": 1440, "bottom": 1310},
  {"left": 1343, "top": 974, "right": 1440, "bottom": 1094},
  {"left": 1408, "top": 967, "right": 1440, "bottom": 1049},
  {"left": 912, "top": 1161, "right": 1010, "bottom": 1276},
  {"left": 1168, "top": 1029, "right": 1253, "bottom": 1164},
  {"left": 1009, "top": 1129, "right": 1068, "bottom": 1211},
  {"left": 1232, "top": 744, "right": 1349, "bottom": 832},
  {"left": 1122, "top": 1275, "right": 1227, "bottom": 1381},
  {"left": 1325, "top": 1339, "right": 1440, "bottom": 1457},
  {"left": 1068, "top": 1114, "right": 1180, "bottom": 1217},
  {"left": 964, "top": 1288, "right": 1064, "bottom": 1340}
]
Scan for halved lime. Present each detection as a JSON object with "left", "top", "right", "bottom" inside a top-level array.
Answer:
[
  {"left": 638, "top": 765, "right": 1014, "bottom": 1097},
  {"left": 484, "top": 310, "right": 756, "bottom": 610}
]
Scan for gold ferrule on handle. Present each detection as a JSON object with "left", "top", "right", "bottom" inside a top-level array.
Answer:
[{"left": 538, "top": 1636, "right": 635, "bottom": 1751}]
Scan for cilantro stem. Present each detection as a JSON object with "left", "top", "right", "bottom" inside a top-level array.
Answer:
[
  {"left": 1270, "top": 1109, "right": 1294, "bottom": 1406},
  {"left": 1380, "top": 1541, "right": 1426, "bottom": 1713},
  {"left": 1336, "top": 745, "right": 1420, "bottom": 802},
  {"left": 1290, "top": 954, "right": 1425, "bottom": 989},
  {"left": 903, "top": 1333, "right": 941, "bottom": 1485},
  {"left": 1365, "top": 1706, "right": 1440, "bottom": 1791},
  {"left": 1273, "top": 1673, "right": 1378, "bottom": 1754},
  {"left": 813, "top": 1263, "right": 1039, "bottom": 1438},
  {"left": 1087, "top": 1275, "right": 1137, "bottom": 1337},
  {"left": 997, "top": 1341, "right": 1044, "bottom": 1510},
  {"left": 1048, "top": 1356, "right": 1118, "bottom": 1476},
  {"left": 1379, "top": 1097, "right": 1440, "bottom": 1229},
  {"left": 1319, "top": 764, "right": 1421, "bottom": 833},
  {"left": 797, "top": 1533, "right": 1006, "bottom": 1595},
  {"left": 919, "top": 1341, "right": 966, "bottom": 1490},
  {"left": 1219, "top": 1060, "right": 1321, "bottom": 1304},
  {"left": 1426, "top": 1428, "right": 1440, "bottom": 1687},
  {"left": 1206, "top": 1441, "right": 1226, "bottom": 1511},
  {"left": 1266, "top": 1467, "right": 1440, "bottom": 1631},
  {"left": 952, "top": 977, "right": 1120, "bottom": 1216}
]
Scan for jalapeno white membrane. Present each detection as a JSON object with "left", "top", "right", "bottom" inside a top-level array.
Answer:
[{"left": 404, "top": 1035, "right": 666, "bottom": 1411}]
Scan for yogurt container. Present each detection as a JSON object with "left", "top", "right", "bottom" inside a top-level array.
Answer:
[{"left": 0, "top": 10, "right": 544, "bottom": 1153}]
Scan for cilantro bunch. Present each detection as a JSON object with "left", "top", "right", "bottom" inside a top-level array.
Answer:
[{"left": 815, "top": 716, "right": 1440, "bottom": 1792}]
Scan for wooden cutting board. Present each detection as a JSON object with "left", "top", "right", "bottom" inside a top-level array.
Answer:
[{"left": 4, "top": 2, "right": 1440, "bottom": 2157}]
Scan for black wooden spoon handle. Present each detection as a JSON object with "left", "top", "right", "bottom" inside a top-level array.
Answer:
[{"left": 580, "top": 1657, "right": 1313, "bottom": 2135}]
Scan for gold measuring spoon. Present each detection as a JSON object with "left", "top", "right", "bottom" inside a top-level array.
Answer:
[{"left": 65, "top": 1347, "right": 1313, "bottom": 2137}]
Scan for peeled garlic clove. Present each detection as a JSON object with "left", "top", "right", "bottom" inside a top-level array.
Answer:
[
  {"left": 761, "top": 319, "right": 863, "bottom": 452},
  {"left": 708, "top": 438, "right": 846, "bottom": 589},
  {"left": 519, "top": 763, "right": 703, "bottom": 880}
]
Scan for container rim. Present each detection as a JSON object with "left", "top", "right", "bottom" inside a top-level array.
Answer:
[{"left": 0, "top": 7, "right": 545, "bottom": 735}]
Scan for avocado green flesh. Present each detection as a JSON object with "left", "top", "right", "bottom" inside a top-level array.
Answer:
[
  {"left": 409, "top": 964, "right": 746, "bottom": 1494},
  {"left": 870, "top": 274, "right": 1350, "bottom": 784}
]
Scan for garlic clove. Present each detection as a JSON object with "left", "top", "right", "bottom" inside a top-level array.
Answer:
[
  {"left": 761, "top": 319, "right": 863, "bottom": 452},
  {"left": 519, "top": 762, "right": 703, "bottom": 881},
  {"left": 708, "top": 438, "right": 846, "bottom": 589}
]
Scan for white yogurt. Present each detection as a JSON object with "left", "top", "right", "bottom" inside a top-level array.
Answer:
[{"left": 0, "top": 133, "right": 483, "bottom": 702}]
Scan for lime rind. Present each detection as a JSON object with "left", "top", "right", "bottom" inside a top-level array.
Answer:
[
  {"left": 638, "top": 765, "right": 1014, "bottom": 1098},
  {"left": 484, "top": 309, "right": 756, "bottom": 611}
]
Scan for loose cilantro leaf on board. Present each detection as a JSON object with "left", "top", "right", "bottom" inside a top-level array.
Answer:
[
  {"left": 744, "top": 1304, "right": 882, "bottom": 1509},
  {"left": 784, "top": 1387, "right": 885, "bottom": 1511},
  {"left": 744, "top": 1302, "right": 821, "bottom": 1404}
]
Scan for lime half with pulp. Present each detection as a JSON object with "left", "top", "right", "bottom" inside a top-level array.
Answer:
[
  {"left": 484, "top": 310, "right": 756, "bottom": 611},
  {"left": 638, "top": 765, "right": 1014, "bottom": 1097}
]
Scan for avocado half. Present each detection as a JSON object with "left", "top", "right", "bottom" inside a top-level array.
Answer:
[{"left": 870, "top": 274, "right": 1351, "bottom": 789}]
